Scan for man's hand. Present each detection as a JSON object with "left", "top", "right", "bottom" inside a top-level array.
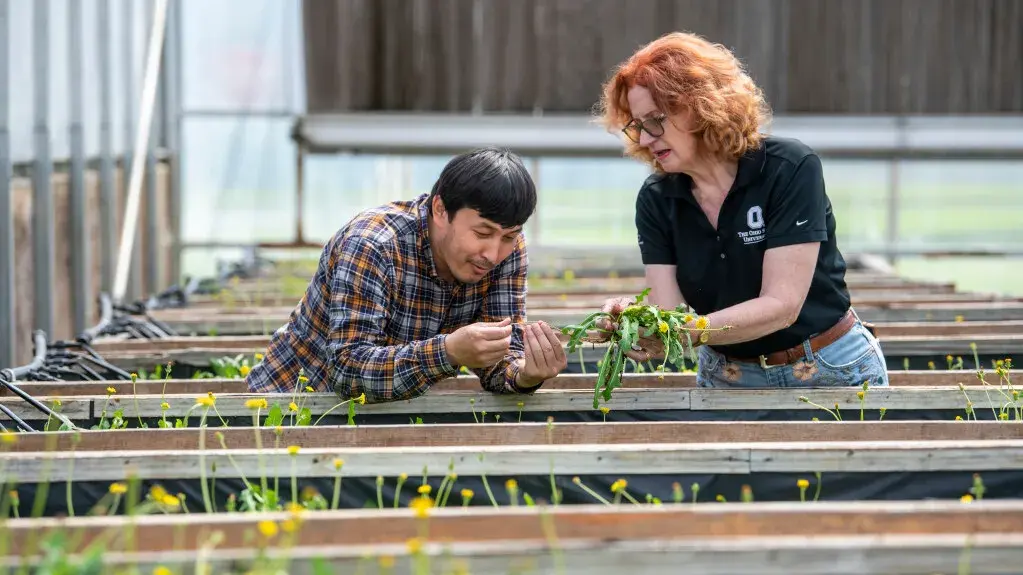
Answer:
[
  {"left": 516, "top": 321, "right": 568, "bottom": 388},
  {"left": 444, "top": 318, "right": 513, "bottom": 368}
]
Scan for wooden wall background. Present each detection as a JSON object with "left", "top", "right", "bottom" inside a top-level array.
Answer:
[{"left": 302, "top": 0, "right": 1023, "bottom": 115}]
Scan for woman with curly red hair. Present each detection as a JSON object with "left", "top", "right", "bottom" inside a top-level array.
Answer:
[{"left": 595, "top": 32, "right": 888, "bottom": 389}]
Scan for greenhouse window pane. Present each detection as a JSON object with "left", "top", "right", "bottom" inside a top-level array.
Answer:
[
  {"left": 896, "top": 160, "right": 1023, "bottom": 250},
  {"left": 180, "top": 116, "right": 297, "bottom": 244},
  {"left": 180, "top": 0, "right": 303, "bottom": 113}
]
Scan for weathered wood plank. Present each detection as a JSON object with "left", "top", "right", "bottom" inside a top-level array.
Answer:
[
  {"left": 10, "top": 535, "right": 1021, "bottom": 575},
  {"left": 4, "top": 384, "right": 1014, "bottom": 422},
  {"left": 0, "top": 442, "right": 754, "bottom": 483},
  {"left": 750, "top": 440, "right": 1023, "bottom": 472},
  {"left": 6, "top": 421, "right": 1022, "bottom": 453},
  {"left": 6, "top": 440, "right": 1023, "bottom": 484},
  {"left": 5, "top": 501, "right": 1023, "bottom": 556}
]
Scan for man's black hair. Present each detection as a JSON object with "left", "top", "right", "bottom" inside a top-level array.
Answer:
[{"left": 429, "top": 147, "right": 537, "bottom": 229}]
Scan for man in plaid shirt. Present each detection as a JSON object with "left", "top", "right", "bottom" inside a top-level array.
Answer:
[{"left": 246, "top": 147, "right": 568, "bottom": 402}]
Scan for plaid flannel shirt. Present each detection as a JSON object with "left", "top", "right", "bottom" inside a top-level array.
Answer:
[{"left": 245, "top": 193, "right": 537, "bottom": 402}]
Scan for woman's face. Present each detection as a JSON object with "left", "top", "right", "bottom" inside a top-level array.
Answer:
[{"left": 625, "top": 84, "right": 698, "bottom": 173}]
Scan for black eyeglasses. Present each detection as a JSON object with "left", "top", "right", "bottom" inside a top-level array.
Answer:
[{"left": 622, "top": 115, "right": 667, "bottom": 144}]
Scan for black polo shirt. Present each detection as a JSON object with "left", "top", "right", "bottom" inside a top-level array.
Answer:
[{"left": 634, "top": 135, "right": 851, "bottom": 358}]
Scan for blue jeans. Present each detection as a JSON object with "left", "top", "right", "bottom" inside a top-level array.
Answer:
[{"left": 696, "top": 316, "right": 889, "bottom": 388}]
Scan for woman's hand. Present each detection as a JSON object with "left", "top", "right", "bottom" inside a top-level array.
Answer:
[{"left": 590, "top": 296, "right": 635, "bottom": 342}]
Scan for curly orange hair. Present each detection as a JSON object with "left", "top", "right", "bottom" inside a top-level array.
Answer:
[{"left": 596, "top": 32, "right": 771, "bottom": 169}]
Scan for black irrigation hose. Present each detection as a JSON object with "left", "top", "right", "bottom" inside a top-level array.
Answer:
[
  {"left": 0, "top": 332, "right": 77, "bottom": 431},
  {"left": 0, "top": 402, "right": 34, "bottom": 432},
  {"left": 77, "top": 293, "right": 114, "bottom": 345}
]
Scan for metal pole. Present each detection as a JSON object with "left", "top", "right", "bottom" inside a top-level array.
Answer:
[
  {"left": 0, "top": 0, "right": 13, "bottom": 368},
  {"left": 144, "top": 0, "right": 160, "bottom": 295},
  {"left": 32, "top": 0, "right": 54, "bottom": 338},
  {"left": 68, "top": 0, "right": 89, "bottom": 335},
  {"left": 122, "top": 0, "right": 139, "bottom": 301},
  {"left": 165, "top": 0, "right": 182, "bottom": 287},
  {"left": 112, "top": 0, "right": 168, "bottom": 304},
  {"left": 98, "top": 0, "right": 115, "bottom": 296}
]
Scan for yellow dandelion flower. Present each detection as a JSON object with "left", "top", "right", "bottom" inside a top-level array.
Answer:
[
  {"left": 244, "top": 398, "right": 268, "bottom": 410},
  {"left": 960, "top": 494, "right": 973, "bottom": 504},
  {"left": 410, "top": 496, "right": 433, "bottom": 518},
  {"left": 954, "top": 315, "right": 965, "bottom": 323},
  {"left": 106, "top": 386, "right": 117, "bottom": 395},
  {"left": 695, "top": 316, "right": 709, "bottom": 330},
  {"left": 286, "top": 501, "right": 305, "bottom": 515},
  {"left": 298, "top": 374, "right": 309, "bottom": 384},
  {"left": 161, "top": 494, "right": 180, "bottom": 508},
  {"left": 610, "top": 479, "right": 627, "bottom": 493},
  {"left": 357, "top": 393, "right": 366, "bottom": 405},
  {"left": 257, "top": 520, "right": 278, "bottom": 538},
  {"left": 797, "top": 479, "right": 810, "bottom": 489},
  {"left": 460, "top": 488, "right": 474, "bottom": 499},
  {"left": 334, "top": 458, "right": 344, "bottom": 470},
  {"left": 149, "top": 485, "right": 167, "bottom": 500},
  {"left": 955, "top": 415, "right": 963, "bottom": 421},
  {"left": 288, "top": 402, "right": 299, "bottom": 412},
  {"left": 399, "top": 472, "right": 408, "bottom": 481},
  {"left": 658, "top": 321, "right": 669, "bottom": 333},
  {"left": 239, "top": 365, "right": 251, "bottom": 377},
  {"left": 304, "top": 385, "right": 314, "bottom": 393},
  {"left": 417, "top": 484, "right": 432, "bottom": 495},
  {"left": 406, "top": 537, "right": 424, "bottom": 554},
  {"left": 0, "top": 431, "right": 17, "bottom": 444},
  {"left": 287, "top": 445, "right": 301, "bottom": 456},
  {"left": 505, "top": 479, "right": 518, "bottom": 491},
  {"left": 109, "top": 482, "right": 127, "bottom": 495},
  {"left": 280, "top": 518, "right": 298, "bottom": 533},
  {"left": 856, "top": 391, "right": 864, "bottom": 400},
  {"left": 196, "top": 396, "right": 214, "bottom": 407},
  {"left": 254, "top": 353, "right": 264, "bottom": 361},
  {"left": 160, "top": 401, "right": 170, "bottom": 411},
  {"left": 153, "top": 567, "right": 173, "bottom": 575},
  {"left": 683, "top": 314, "right": 694, "bottom": 323},
  {"left": 599, "top": 406, "right": 610, "bottom": 415}
]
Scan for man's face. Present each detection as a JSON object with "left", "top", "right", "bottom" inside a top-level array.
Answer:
[{"left": 430, "top": 195, "right": 523, "bottom": 284}]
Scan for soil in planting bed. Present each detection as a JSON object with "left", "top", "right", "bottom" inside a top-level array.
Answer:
[{"left": 7, "top": 468, "right": 1021, "bottom": 519}]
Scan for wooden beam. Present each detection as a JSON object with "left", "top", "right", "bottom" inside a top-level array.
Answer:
[
  {"left": 4, "top": 439, "right": 1023, "bottom": 483},
  {"left": 0, "top": 384, "right": 1005, "bottom": 422},
  {"left": 2, "top": 501, "right": 1020, "bottom": 556},
  {"left": 4, "top": 421, "right": 1021, "bottom": 453}
]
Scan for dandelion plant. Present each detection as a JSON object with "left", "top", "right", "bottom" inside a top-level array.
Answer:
[{"left": 559, "top": 288, "right": 731, "bottom": 408}]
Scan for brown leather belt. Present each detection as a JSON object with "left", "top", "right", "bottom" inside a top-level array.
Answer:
[{"left": 727, "top": 310, "right": 857, "bottom": 368}]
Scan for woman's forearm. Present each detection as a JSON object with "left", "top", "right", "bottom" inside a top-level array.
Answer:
[{"left": 689, "top": 296, "right": 797, "bottom": 347}]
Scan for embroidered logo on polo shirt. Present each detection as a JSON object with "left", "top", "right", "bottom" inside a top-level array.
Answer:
[{"left": 738, "top": 205, "right": 766, "bottom": 245}]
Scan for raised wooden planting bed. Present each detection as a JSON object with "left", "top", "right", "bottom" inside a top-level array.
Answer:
[{"left": 2, "top": 416, "right": 1019, "bottom": 518}]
